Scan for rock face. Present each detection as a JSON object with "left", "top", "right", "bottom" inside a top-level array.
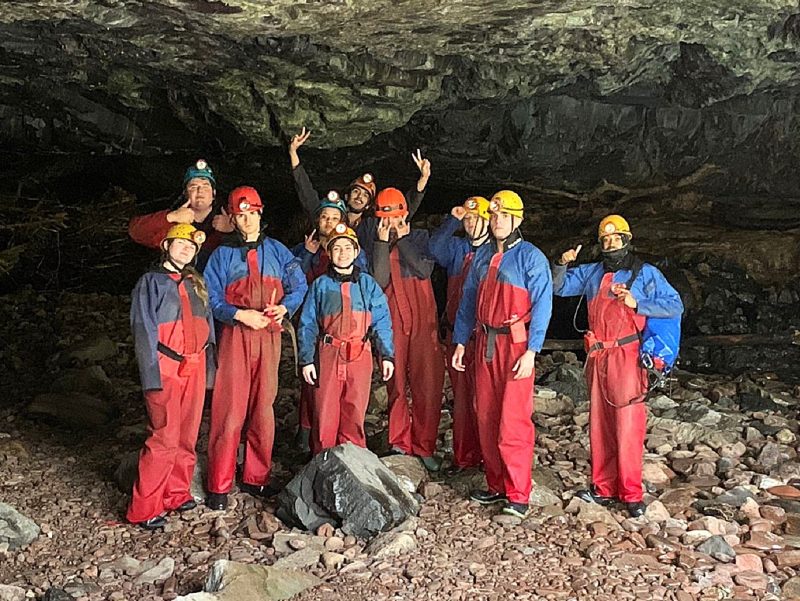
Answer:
[
  {"left": 0, "top": 502, "right": 39, "bottom": 550},
  {"left": 199, "top": 560, "right": 321, "bottom": 601},
  {"left": 277, "top": 443, "right": 419, "bottom": 539},
  {"left": 4, "top": 1, "right": 800, "bottom": 201}
]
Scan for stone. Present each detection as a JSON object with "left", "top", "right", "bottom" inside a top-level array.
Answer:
[
  {"left": 733, "top": 571, "right": 768, "bottom": 591},
  {"left": 528, "top": 485, "right": 561, "bottom": 508},
  {"left": 134, "top": 557, "right": 175, "bottom": 585},
  {"left": 783, "top": 576, "right": 800, "bottom": 600},
  {"left": 273, "top": 547, "right": 322, "bottom": 570},
  {"left": 776, "top": 428, "right": 797, "bottom": 444},
  {"left": 774, "top": 549, "right": 800, "bottom": 567},
  {"left": 688, "top": 516, "right": 728, "bottom": 536},
  {"left": 696, "top": 535, "right": 736, "bottom": 562},
  {"left": 0, "top": 585, "right": 25, "bottom": 601},
  {"left": 62, "top": 334, "right": 117, "bottom": 363},
  {"left": 735, "top": 554, "right": 763, "bottom": 572},
  {"left": 682, "top": 530, "right": 713, "bottom": 545},
  {"left": 745, "top": 531, "right": 784, "bottom": 551},
  {"left": 573, "top": 500, "right": 622, "bottom": 531},
  {"left": 642, "top": 462, "right": 674, "bottom": 487},
  {"left": 50, "top": 365, "right": 113, "bottom": 397},
  {"left": 364, "top": 531, "right": 417, "bottom": 558},
  {"left": 768, "top": 485, "right": 800, "bottom": 499},
  {"left": 276, "top": 443, "right": 418, "bottom": 539},
  {"left": 369, "top": 385, "right": 389, "bottom": 414},
  {"left": 26, "top": 392, "right": 115, "bottom": 429},
  {"left": 41, "top": 590, "right": 72, "bottom": 601},
  {"left": 203, "top": 560, "right": 321, "bottom": 600},
  {"left": 321, "top": 552, "right": 346, "bottom": 570},
  {"left": 0, "top": 502, "right": 39, "bottom": 550},
  {"left": 534, "top": 392, "right": 574, "bottom": 417},
  {"left": 644, "top": 501, "right": 671, "bottom": 522},
  {"left": 380, "top": 455, "right": 428, "bottom": 494},
  {"left": 649, "top": 395, "right": 678, "bottom": 410}
]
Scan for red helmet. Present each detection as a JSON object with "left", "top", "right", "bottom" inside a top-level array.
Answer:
[
  {"left": 227, "top": 186, "right": 263, "bottom": 215},
  {"left": 374, "top": 187, "right": 407, "bottom": 218}
]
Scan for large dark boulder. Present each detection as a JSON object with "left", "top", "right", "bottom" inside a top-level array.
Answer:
[{"left": 276, "top": 443, "right": 419, "bottom": 539}]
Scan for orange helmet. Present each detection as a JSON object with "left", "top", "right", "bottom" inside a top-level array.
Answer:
[
  {"left": 227, "top": 186, "right": 263, "bottom": 215},
  {"left": 348, "top": 173, "right": 376, "bottom": 202},
  {"left": 374, "top": 187, "right": 408, "bottom": 218}
]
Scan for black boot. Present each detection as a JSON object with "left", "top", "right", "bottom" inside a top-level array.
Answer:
[
  {"left": 240, "top": 482, "right": 281, "bottom": 499},
  {"left": 469, "top": 490, "right": 506, "bottom": 505},
  {"left": 627, "top": 502, "right": 646, "bottom": 518},
  {"left": 206, "top": 493, "right": 228, "bottom": 510},
  {"left": 575, "top": 487, "right": 616, "bottom": 507},
  {"left": 176, "top": 499, "right": 197, "bottom": 512},
  {"left": 139, "top": 516, "right": 167, "bottom": 530}
]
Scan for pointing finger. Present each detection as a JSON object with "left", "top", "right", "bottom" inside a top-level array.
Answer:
[{"left": 575, "top": 244, "right": 582, "bottom": 255}]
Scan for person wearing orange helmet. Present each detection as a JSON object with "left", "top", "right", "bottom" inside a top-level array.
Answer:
[
  {"left": 127, "top": 224, "right": 216, "bottom": 529},
  {"left": 203, "top": 186, "right": 308, "bottom": 510},
  {"left": 429, "top": 196, "right": 492, "bottom": 470},
  {"left": 128, "top": 159, "right": 234, "bottom": 269},
  {"left": 297, "top": 224, "right": 395, "bottom": 454},
  {"left": 553, "top": 215, "right": 683, "bottom": 518},
  {"left": 288, "top": 127, "right": 430, "bottom": 255},
  {"left": 372, "top": 187, "right": 445, "bottom": 471},
  {"left": 452, "top": 190, "right": 553, "bottom": 519}
]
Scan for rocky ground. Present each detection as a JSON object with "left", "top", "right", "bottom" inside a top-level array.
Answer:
[{"left": 1, "top": 289, "right": 800, "bottom": 601}]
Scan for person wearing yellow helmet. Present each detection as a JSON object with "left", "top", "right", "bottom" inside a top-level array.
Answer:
[
  {"left": 127, "top": 223, "right": 216, "bottom": 530},
  {"left": 128, "top": 159, "right": 234, "bottom": 269},
  {"left": 297, "top": 223, "right": 395, "bottom": 454},
  {"left": 452, "top": 189, "right": 553, "bottom": 519},
  {"left": 554, "top": 215, "right": 683, "bottom": 518},
  {"left": 429, "top": 196, "right": 492, "bottom": 471}
]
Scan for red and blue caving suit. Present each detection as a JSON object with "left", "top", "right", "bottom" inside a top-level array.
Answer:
[
  {"left": 373, "top": 231, "right": 445, "bottom": 457},
  {"left": 128, "top": 267, "right": 216, "bottom": 523},
  {"left": 553, "top": 260, "right": 683, "bottom": 503},
  {"left": 429, "top": 215, "right": 483, "bottom": 468},
  {"left": 203, "top": 234, "right": 307, "bottom": 494},
  {"left": 291, "top": 242, "right": 368, "bottom": 434},
  {"left": 297, "top": 266, "right": 395, "bottom": 455},
  {"left": 129, "top": 208, "right": 225, "bottom": 270},
  {"left": 453, "top": 232, "right": 553, "bottom": 504}
]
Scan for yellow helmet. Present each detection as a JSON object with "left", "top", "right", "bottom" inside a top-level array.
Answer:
[
  {"left": 326, "top": 222, "right": 360, "bottom": 253},
  {"left": 488, "top": 190, "right": 524, "bottom": 219},
  {"left": 463, "top": 196, "right": 491, "bottom": 221},
  {"left": 162, "top": 223, "right": 206, "bottom": 248},
  {"left": 597, "top": 215, "right": 632, "bottom": 241}
]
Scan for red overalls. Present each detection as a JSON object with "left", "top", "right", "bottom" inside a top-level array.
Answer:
[
  {"left": 127, "top": 275, "right": 209, "bottom": 523},
  {"left": 311, "top": 281, "right": 373, "bottom": 454},
  {"left": 474, "top": 252, "right": 535, "bottom": 505},
  {"left": 444, "top": 253, "right": 481, "bottom": 468},
  {"left": 385, "top": 248, "right": 445, "bottom": 457},
  {"left": 585, "top": 273, "right": 649, "bottom": 503},
  {"left": 207, "top": 249, "right": 283, "bottom": 495}
]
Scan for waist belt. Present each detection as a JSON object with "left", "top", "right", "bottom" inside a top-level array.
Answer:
[
  {"left": 157, "top": 342, "right": 207, "bottom": 377},
  {"left": 585, "top": 332, "right": 640, "bottom": 354},
  {"left": 320, "top": 332, "right": 369, "bottom": 362},
  {"left": 478, "top": 321, "right": 528, "bottom": 362}
]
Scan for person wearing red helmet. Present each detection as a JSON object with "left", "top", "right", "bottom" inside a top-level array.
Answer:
[
  {"left": 429, "top": 196, "right": 492, "bottom": 471},
  {"left": 297, "top": 224, "right": 395, "bottom": 454},
  {"left": 452, "top": 190, "right": 553, "bottom": 519},
  {"left": 128, "top": 224, "right": 216, "bottom": 529},
  {"left": 288, "top": 127, "right": 431, "bottom": 257},
  {"left": 203, "top": 186, "right": 308, "bottom": 510},
  {"left": 128, "top": 159, "right": 234, "bottom": 269},
  {"left": 372, "top": 187, "right": 445, "bottom": 471}
]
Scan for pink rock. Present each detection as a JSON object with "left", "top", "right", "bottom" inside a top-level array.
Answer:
[
  {"left": 735, "top": 554, "right": 763, "bottom": 573},
  {"left": 734, "top": 571, "right": 768, "bottom": 591}
]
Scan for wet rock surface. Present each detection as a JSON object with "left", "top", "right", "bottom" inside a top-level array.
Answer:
[{"left": 1, "top": 290, "right": 800, "bottom": 600}]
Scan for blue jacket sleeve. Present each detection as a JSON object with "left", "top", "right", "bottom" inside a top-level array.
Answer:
[
  {"left": 204, "top": 248, "right": 239, "bottom": 325},
  {"left": 429, "top": 215, "right": 461, "bottom": 271},
  {"left": 452, "top": 250, "right": 480, "bottom": 346},
  {"left": 297, "top": 279, "right": 321, "bottom": 366},
  {"left": 130, "top": 275, "right": 163, "bottom": 391},
  {"left": 280, "top": 247, "right": 309, "bottom": 317},
  {"left": 364, "top": 275, "right": 394, "bottom": 360},
  {"left": 355, "top": 249, "right": 368, "bottom": 272},
  {"left": 553, "top": 262, "right": 595, "bottom": 297},
  {"left": 633, "top": 265, "right": 684, "bottom": 318},
  {"left": 526, "top": 249, "right": 554, "bottom": 353}
]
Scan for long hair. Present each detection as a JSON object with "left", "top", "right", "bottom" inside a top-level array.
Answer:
[{"left": 183, "top": 265, "right": 209, "bottom": 308}]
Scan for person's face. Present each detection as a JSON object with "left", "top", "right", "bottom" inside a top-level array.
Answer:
[
  {"left": 233, "top": 210, "right": 262, "bottom": 238},
  {"left": 463, "top": 212, "right": 486, "bottom": 240},
  {"left": 185, "top": 178, "right": 214, "bottom": 211},
  {"left": 317, "top": 208, "right": 342, "bottom": 237},
  {"left": 166, "top": 238, "right": 197, "bottom": 268},
  {"left": 601, "top": 233, "right": 625, "bottom": 251},
  {"left": 490, "top": 212, "right": 518, "bottom": 240},
  {"left": 348, "top": 187, "right": 370, "bottom": 212},
  {"left": 330, "top": 239, "right": 358, "bottom": 268},
  {"left": 387, "top": 215, "right": 407, "bottom": 230}
]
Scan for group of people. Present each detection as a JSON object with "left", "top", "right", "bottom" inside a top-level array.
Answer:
[{"left": 125, "top": 130, "right": 684, "bottom": 530}]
